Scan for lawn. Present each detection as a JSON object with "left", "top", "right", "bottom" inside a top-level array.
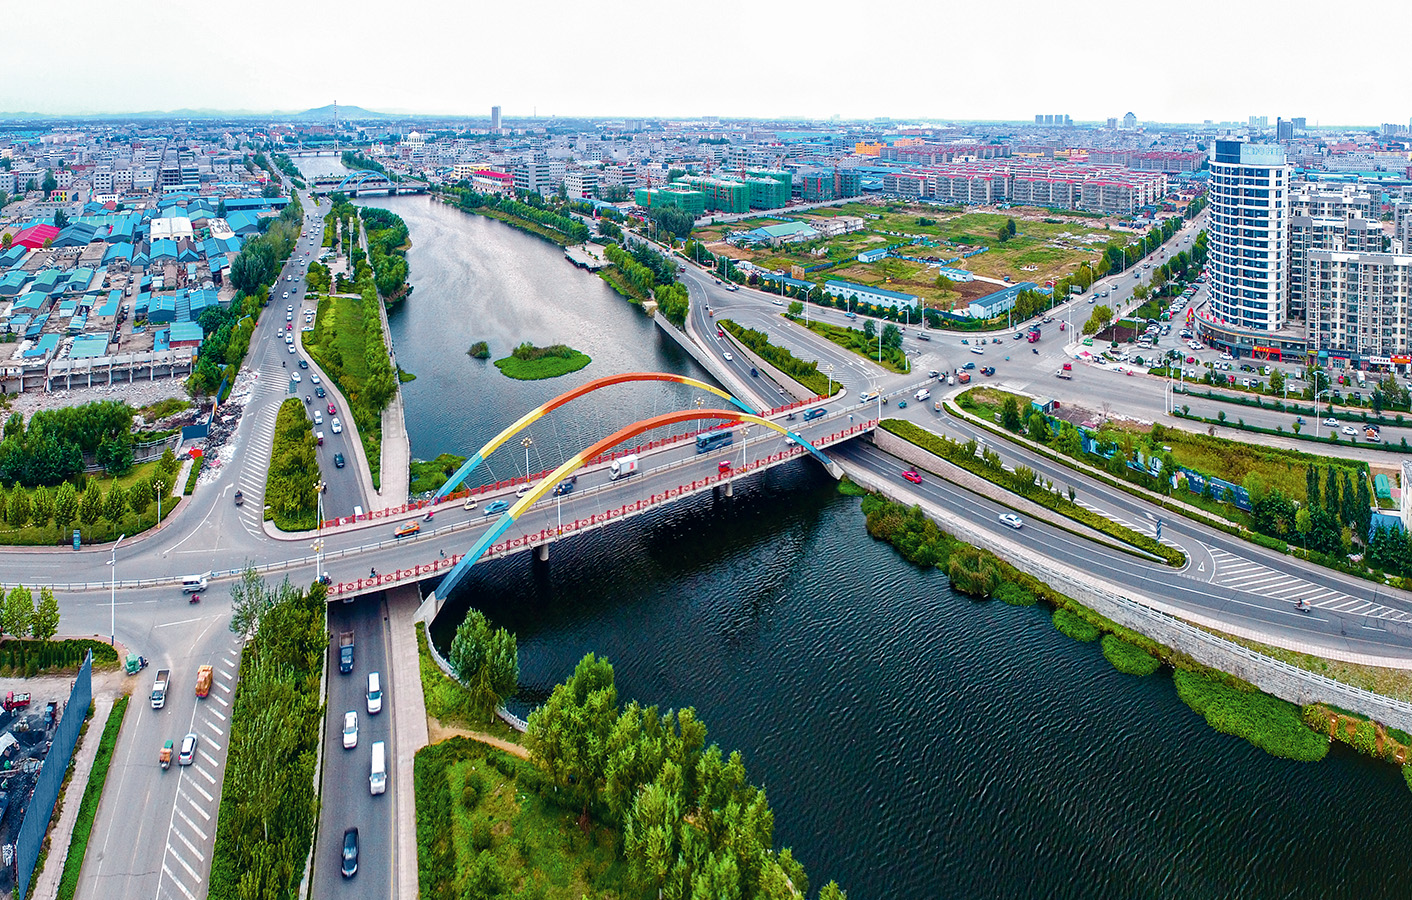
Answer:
[
  {"left": 302, "top": 293, "right": 385, "bottom": 489},
  {"left": 494, "top": 344, "right": 591, "bottom": 381},
  {"left": 957, "top": 386, "right": 1362, "bottom": 504},
  {"left": 802, "top": 320, "right": 910, "bottom": 373},
  {"left": 0, "top": 458, "right": 181, "bottom": 547},
  {"left": 410, "top": 453, "right": 469, "bottom": 495},
  {"left": 416, "top": 738, "right": 626, "bottom": 900}
]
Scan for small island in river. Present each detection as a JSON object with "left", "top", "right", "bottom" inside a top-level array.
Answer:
[{"left": 494, "top": 342, "right": 591, "bottom": 380}]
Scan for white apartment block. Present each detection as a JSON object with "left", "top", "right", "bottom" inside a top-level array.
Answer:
[
  {"left": 1307, "top": 251, "right": 1412, "bottom": 357},
  {"left": 512, "top": 158, "right": 565, "bottom": 196},
  {"left": 564, "top": 170, "right": 598, "bottom": 200},
  {"left": 1207, "top": 141, "right": 1290, "bottom": 331}
]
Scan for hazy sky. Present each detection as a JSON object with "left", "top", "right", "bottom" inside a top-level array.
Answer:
[{"left": 3, "top": 0, "right": 1406, "bottom": 126}]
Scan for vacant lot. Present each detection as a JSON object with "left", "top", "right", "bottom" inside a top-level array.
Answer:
[{"left": 704, "top": 203, "right": 1127, "bottom": 301}]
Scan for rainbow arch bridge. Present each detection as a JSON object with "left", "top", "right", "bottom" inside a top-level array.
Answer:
[{"left": 321, "top": 373, "right": 875, "bottom": 607}]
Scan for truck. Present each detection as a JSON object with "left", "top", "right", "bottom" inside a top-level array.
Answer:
[
  {"left": 195, "top": 665, "right": 213, "bottom": 698},
  {"left": 1027, "top": 329, "right": 1041, "bottom": 343},
  {"left": 339, "top": 632, "right": 355, "bottom": 674},
  {"left": 610, "top": 455, "right": 640, "bottom": 480},
  {"left": 3, "top": 691, "right": 31, "bottom": 712},
  {"left": 957, "top": 372, "right": 971, "bottom": 384},
  {"left": 151, "top": 669, "right": 171, "bottom": 709},
  {"left": 1056, "top": 367, "right": 1072, "bottom": 379}
]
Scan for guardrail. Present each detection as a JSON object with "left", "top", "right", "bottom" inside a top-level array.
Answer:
[
  {"left": 326, "top": 420, "right": 875, "bottom": 599},
  {"left": 29, "top": 417, "right": 875, "bottom": 594}
]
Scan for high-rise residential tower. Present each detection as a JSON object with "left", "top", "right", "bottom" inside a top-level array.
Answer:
[
  {"left": 491, "top": 105, "right": 501, "bottom": 133},
  {"left": 1207, "top": 141, "right": 1291, "bottom": 331}
]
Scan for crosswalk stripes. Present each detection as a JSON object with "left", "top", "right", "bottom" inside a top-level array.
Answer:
[{"left": 1206, "top": 546, "right": 1412, "bottom": 623}]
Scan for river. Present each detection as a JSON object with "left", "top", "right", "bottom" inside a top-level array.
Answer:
[{"left": 301, "top": 160, "right": 1412, "bottom": 898}]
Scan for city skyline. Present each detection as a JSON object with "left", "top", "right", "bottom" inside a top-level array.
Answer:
[{"left": 3, "top": 0, "right": 1409, "bottom": 127}]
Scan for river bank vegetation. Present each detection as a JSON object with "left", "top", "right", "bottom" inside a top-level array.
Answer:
[
  {"left": 361, "top": 206, "right": 412, "bottom": 301},
  {"left": 453, "top": 189, "right": 589, "bottom": 245},
  {"left": 416, "top": 651, "right": 845, "bottom": 900},
  {"left": 409, "top": 453, "right": 468, "bottom": 495},
  {"left": 303, "top": 283, "right": 398, "bottom": 489},
  {"left": 853, "top": 490, "right": 1341, "bottom": 766},
  {"left": 855, "top": 487, "right": 1412, "bottom": 786},
  {"left": 495, "top": 343, "right": 591, "bottom": 380}
]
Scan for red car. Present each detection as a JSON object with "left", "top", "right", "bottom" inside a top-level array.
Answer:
[
  {"left": 1185, "top": 356, "right": 1196, "bottom": 364},
  {"left": 902, "top": 470, "right": 922, "bottom": 484},
  {"left": 328, "top": 403, "right": 337, "bottom": 415},
  {"left": 718, "top": 460, "right": 732, "bottom": 473}
]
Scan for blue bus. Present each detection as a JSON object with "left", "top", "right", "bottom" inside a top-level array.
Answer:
[{"left": 695, "top": 430, "right": 734, "bottom": 453}]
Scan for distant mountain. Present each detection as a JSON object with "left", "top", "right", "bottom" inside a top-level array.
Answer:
[{"left": 285, "top": 104, "right": 407, "bottom": 122}]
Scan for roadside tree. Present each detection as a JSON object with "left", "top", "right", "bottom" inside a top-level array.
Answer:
[
  {"left": 31, "top": 587, "right": 59, "bottom": 641},
  {"left": 53, "top": 481, "right": 77, "bottom": 531},
  {"left": 79, "top": 482, "right": 103, "bottom": 526},
  {"left": 4, "top": 586, "right": 33, "bottom": 638},
  {"left": 6, "top": 488, "right": 29, "bottom": 528},
  {"left": 104, "top": 485, "right": 127, "bottom": 525}
]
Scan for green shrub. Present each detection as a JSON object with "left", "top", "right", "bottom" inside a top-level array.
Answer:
[
  {"left": 183, "top": 456, "right": 203, "bottom": 495},
  {"left": 993, "top": 580, "right": 1037, "bottom": 606},
  {"left": 1101, "top": 634, "right": 1162, "bottom": 675},
  {"left": 947, "top": 545, "right": 1001, "bottom": 597},
  {"left": 719, "top": 319, "right": 840, "bottom": 396},
  {"left": 1053, "top": 607, "right": 1103, "bottom": 642},
  {"left": 1404, "top": 765, "right": 1412, "bottom": 796},
  {"left": 468, "top": 341, "right": 490, "bottom": 359},
  {"left": 1174, "top": 670, "right": 1329, "bottom": 762}
]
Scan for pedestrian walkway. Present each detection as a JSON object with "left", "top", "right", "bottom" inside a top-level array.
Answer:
[
  {"left": 387, "top": 584, "right": 429, "bottom": 900},
  {"left": 1204, "top": 545, "right": 1410, "bottom": 623},
  {"left": 29, "top": 695, "right": 116, "bottom": 900},
  {"left": 378, "top": 385, "right": 411, "bottom": 510}
]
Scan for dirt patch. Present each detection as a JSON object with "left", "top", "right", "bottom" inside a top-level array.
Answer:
[{"left": 426, "top": 716, "right": 528, "bottom": 759}]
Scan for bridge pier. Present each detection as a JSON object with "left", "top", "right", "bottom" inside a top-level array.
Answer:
[{"left": 535, "top": 544, "right": 549, "bottom": 562}]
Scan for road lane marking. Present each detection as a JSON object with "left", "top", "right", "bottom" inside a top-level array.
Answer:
[
  {"left": 156, "top": 616, "right": 210, "bottom": 629},
  {"left": 213, "top": 694, "right": 229, "bottom": 707},
  {"left": 161, "top": 864, "right": 198, "bottom": 900},
  {"left": 180, "top": 793, "right": 212, "bottom": 823},
  {"left": 208, "top": 707, "right": 226, "bottom": 721},
  {"left": 167, "top": 845, "right": 201, "bottom": 882},
  {"left": 202, "top": 734, "right": 223, "bottom": 751},
  {"left": 187, "top": 780, "right": 214, "bottom": 803},
  {"left": 173, "top": 826, "right": 205, "bottom": 861},
  {"left": 204, "top": 719, "right": 225, "bottom": 736}
]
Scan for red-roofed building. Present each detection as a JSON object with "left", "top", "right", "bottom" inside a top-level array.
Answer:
[{"left": 13, "top": 224, "right": 60, "bottom": 249}]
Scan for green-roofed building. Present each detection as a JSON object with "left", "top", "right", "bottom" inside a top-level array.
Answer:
[
  {"left": 674, "top": 176, "right": 749, "bottom": 214},
  {"left": 635, "top": 187, "right": 706, "bottom": 217}
]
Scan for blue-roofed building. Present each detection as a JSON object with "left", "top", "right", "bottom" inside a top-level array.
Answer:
[
  {"left": 70, "top": 334, "right": 109, "bottom": 357},
  {"left": 823, "top": 279, "right": 920, "bottom": 311},
  {"left": 150, "top": 239, "right": 177, "bottom": 263},
  {"left": 30, "top": 270, "right": 64, "bottom": 295},
  {"left": 131, "top": 251, "right": 150, "bottom": 269},
  {"left": 148, "top": 296, "right": 177, "bottom": 323},
  {"left": 103, "top": 243, "right": 133, "bottom": 266},
  {"left": 0, "top": 270, "right": 31, "bottom": 296},
  {"left": 0, "top": 245, "right": 27, "bottom": 269},
  {"left": 731, "top": 220, "right": 819, "bottom": 247},
  {"left": 24, "top": 333, "right": 58, "bottom": 359},
  {"left": 67, "top": 312, "right": 88, "bottom": 335},
  {"left": 61, "top": 268, "right": 97, "bottom": 294},
  {"left": 105, "top": 216, "right": 137, "bottom": 243},
  {"left": 12, "top": 293, "right": 46, "bottom": 313},
  {"left": 95, "top": 290, "right": 121, "bottom": 319},
  {"left": 167, "top": 321, "right": 203, "bottom": 348},
  {"left": 224, "top": 211, "right": 262, "bottom": 236},
  {"left": 187, "top": 288, "right": 220, "bottom": 316},
  {"left": 224, "top": 196, "right": 290, "bottom": 212},
  {"left": 53, "top": 223, "right": 97, "bottom": 248},
  {"left": 966, "top": 282, "right": 1038, "bottom": 319},
  {"left": 153, "top": 328, "right": 171, "bottom": 353},
  {"left": 857, "top": 247, "right": 888, "bottom": 263},
  {"left": 178, "top": 243, "right": 201, "bottom": 263},
  {"left": 132, "top": 291, "right": 151, "bottom": 319}
]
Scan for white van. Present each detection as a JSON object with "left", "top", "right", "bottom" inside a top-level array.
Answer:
[
  {"left": 182, "top": 574, "right": 208, "bottom": 594},
  {"left": 915, "top": 389, "right": 931, "bottom": 402},
  {"left": 370, "top": 741, "right": 386, "bottom": 795},
  {"left": 366, "top": 672, "right": 382, "bottom": 714},
  {"left": 353, "top": 505, "right": 365, "bottom": 518}
]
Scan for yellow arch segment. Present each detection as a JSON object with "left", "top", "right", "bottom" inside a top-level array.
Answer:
[{"left": 505, "top": 409, "right": 792, "bottom": 518}]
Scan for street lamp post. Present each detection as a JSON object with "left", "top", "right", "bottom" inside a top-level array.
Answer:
[
  {"left": 1314, "top": 389, "right": 1331, "bottom": 438},
  {"left": 108, "top": 533, "right": 125, "bottom": 647},
  {"left": 825, "top": 364, "right": 834, "bottom": 397},
  {"left": 154, "top": 479, "right": 165, "bottom": 529},
  {"left": 521, "top": 436, "right": 534, "bottom": 479}
]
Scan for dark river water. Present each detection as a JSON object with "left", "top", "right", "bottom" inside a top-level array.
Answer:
[{"left": 301, "top": 160, "right": 1412, "bottom": 899}]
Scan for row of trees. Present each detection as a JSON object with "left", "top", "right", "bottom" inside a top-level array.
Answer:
[
  {"left": 0, "top": 475, "right": 168, "bottom": 532},
  {"left": 360, "top": 206, "right": 412, "bottom": 300},
  {"left": 265, "top": 400, "right": 320, "bottom": 529},
  {"left": 527, "top": 653, "right": 844, "bottom": 900},
  {"left": 210, "top": 574, "right": 326, "bottom": 898},
  {"left": 455, "top": 189, "right": 590, "bottom": 243},
  {"left": 0, "top": 585, "right": 61, "bottom": 641},
  {"left": 0, "top": 400, "right": 138, "bottom": 486}
]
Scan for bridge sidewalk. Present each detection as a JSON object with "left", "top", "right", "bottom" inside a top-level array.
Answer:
[{"left": 386, "top": 584, "right": 429, "bottom": 900}]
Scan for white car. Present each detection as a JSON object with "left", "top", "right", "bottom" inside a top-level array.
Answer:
[
  {"left": 723, "top": 352, "right": 733, "bottom": 362},
  {"left": 331, "top": 418, "right": 343, "bottom": 434},
  {"left": 287, "top": 344, "right": 296, "bottom": 354},
  {"left": 314, "top": 411, "right": 323, "bottom": 425},
  {"left": 291, "top": 372, "right": 301, "bottom": 383},
  {"left": 343, "top": 711, "right": 358, "bottom": 749},
  {"left": 1323, "top": 417, "right": 1338, "bottom": 426},
  {"left": 516, "top": 483, "right": 533, "bottom": 497},
  {"left": 1341, "top": 426, "right": 1357, "bottom": 436},
  {"left": 311, "top": 374, "right": 321, "bottom": 384},
  {"left": 282, "top": 291, "right": 289, "bottom": 299},
  {"left": 463, "top": 496, "right": 478, "bottom": 511},
  {"left": 998, "top": 513, "right": 1023, "bottom": 530}
]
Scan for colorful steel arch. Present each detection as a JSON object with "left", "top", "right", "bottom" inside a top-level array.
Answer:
[
  {"left": 429, "top": 373, "right": 759, "bottom": 506},
  {"left": 336, "top": 169, "right": 393, "bottom": 190},
  {"left": 433, "top": 407, "right": 830, "bottom": 600}
]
